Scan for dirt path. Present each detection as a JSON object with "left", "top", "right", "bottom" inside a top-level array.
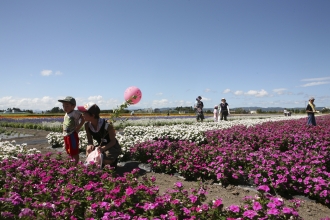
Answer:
[{"left": 1, "top": 127, "right": 330, "bottom": 219}]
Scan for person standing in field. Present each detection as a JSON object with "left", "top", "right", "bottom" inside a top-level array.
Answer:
[
  {"left": 306, "top": 97, "right": 317, "bottom": 126},
  {"left": 213, "top": 105, "right": 219, "bottom": 122},
  {"left": 194, "top": 96, "right": 204, "bottom": 122},
  {"left": 58, "top": 96, "right": 85, "bottom": 165},
  {"left": 218, "top": 98, "right": 230, "bottom": 121},
  {"left": 78, "top": 102, "right": 122, "bottom": 169}
]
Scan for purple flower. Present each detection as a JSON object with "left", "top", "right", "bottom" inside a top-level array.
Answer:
[
  {"left": 267, "top": 202, "right": 276, "bottom": 209},
  {"left": 282, "top": 207, "right": 292, "bottom": 214},
  {"left": 267, "top": 208, "right": 279, "bottom": 215},
  {"left": 228, "top": 205, "right": 240, "bottom": 213},
  {"left": 182, "top": 207, "right": 191, "bottom": 215},
  {"left": 126, "top": 187, "right": 134, "bottom": 196},
  {"left": 174, "top": 182, "right": 183, "bottom": 188},
  {"left": 18, "top": 208, "right": 34, "bottom": 218},
  {"left": 189, "top": 195, "right": 198, "bottom": 203},
  {"left": 253, "top": 201, "right": 262, "bottom": 211},
  {"left": 257, "top": 185, "right": 270, "bottom": 192},
  {"left": 243, "top": 210, "right": 258, "bottom": 219},
  {"left": 212, "top": 199, "right": 223, "bottom": 208}
]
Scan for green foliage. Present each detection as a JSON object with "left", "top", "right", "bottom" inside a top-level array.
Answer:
[
  {"left": 46, "top": 107, "right": 64, "bottom": 113},
  {"left": 108, "top": 96, "right": 137, "bottom": 124}
]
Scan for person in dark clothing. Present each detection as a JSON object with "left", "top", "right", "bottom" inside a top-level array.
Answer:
[
  {"left": 306, "top": 97, "right": 317, "bottom": 126},
  {"left": 194, "top": 96, "right": 204, "bottom": 122},
  {"left": 218, "top": 98, "right": 230, "bottom": 121},
  {"left": 78, "top": 102, "right": 122, "bottom": 168}
]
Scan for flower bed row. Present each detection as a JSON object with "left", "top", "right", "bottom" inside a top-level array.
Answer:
[
  {"left": 0, "top": 152, "right": 304, "bottom": 219},
  {"left": 129, "top": 115, "right": 330, "bottom": 206},
  {"left": 46, "top": 115, "right": 307, "bottom": 157}
]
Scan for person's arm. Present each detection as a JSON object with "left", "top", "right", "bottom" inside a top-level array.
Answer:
[
  {"left": 85, "top": 123, "right": 95, "bottom": 154},
  {"left": 100, "top": 124, "right": 117, "bottom": 152},
  {"left": 75, "top": 114, "right": 85, "bottom": 133},
  {"left": 227, "top": 104, "right": 230, "bottom": 115}
]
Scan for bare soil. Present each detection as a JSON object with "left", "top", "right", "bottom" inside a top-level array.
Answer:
[{"left": 1, "top": 127, "right": 330, "bottom": 220}]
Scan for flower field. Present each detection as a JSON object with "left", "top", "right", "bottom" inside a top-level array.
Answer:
[{"left": 1, "top": 114, "right": 330, "bottom": 219}]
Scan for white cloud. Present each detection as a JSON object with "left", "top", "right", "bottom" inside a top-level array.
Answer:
[
  {"left": 204, "top": 88, "right": 211, "bottom": 93},
  {"left": 200, "top": 96, "right": 211, "bottom": 101},
  {"left": 245, "top": 89, "right": 268, "bottom": 97},
  {"left": 173, "top": 100, "right": 191, "bottom": 106},
  {"left": 0, "top": 96, "right": 56, "bottom": 111},
  {"left": 223, "top": 89, "right": 231, "bottom": 93},
  {"left": 156, "top": 92, "right": 163, "bottom": 96},
  {"left": 234, "top": 90, "right": 244, "bottom": 95},
  {"left": 273, "top": 88, "right": 287, "bottom": 95},
  {"left": 40, "top": 70, "right": 63, "bottom": 76},
  {"left": 300, "top": 81, "right": 330, "bottom": 87},
  {"left": 301, "top": 77, "right": 330, "bottom": 81},
  {"left": 152, "top": 99, "right": 169, "bottom": 107},
  {"left": 41, "top": 70, "right": 52, "bottom": 76},
  {"left": 88, "top": 96, "right": 103, "bottom": 101}
]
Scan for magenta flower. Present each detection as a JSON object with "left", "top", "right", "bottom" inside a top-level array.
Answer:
[
  {"left": 228, "top": 205, "right": 240, "bottom": 213},
  {"left": 174, "top": 182, "right": 183, "bottom": 188},
  {"left": 182, "top": 207, "right": 191, "bottom": 215},
  {"left": 267, "top": 208, "right": 279, "bottom": 215},
  {"left": 257, "top": 185, "right": 270, "bottom": 192},
  {"left": 243, "top": 210, "right": 258, "bottom": 219},
  {"left": 282, "top": 207, "right": 292, "bottom": 214},
  {"left": 188, "top": 195, "right": 198, "bottom": 203},
  {"left": 18, "top": 208, "right": 34, "bottom": 218},
  {"left": 126, "top": 187, "right": 134, "bottom": 196},
  {"left": 212, "top": 199, "right": 223, "bottom": 208},
  {"left": 252, "top": 201, "right": 262, "bottom": 211}
]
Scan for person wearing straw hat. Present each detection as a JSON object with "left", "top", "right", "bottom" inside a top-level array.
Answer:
[
  {"left": 218, "top": 98, "right": 230, "bottom": 121},
  {"left": 306, "top": 97, "right": 317, "bottom": 126}
]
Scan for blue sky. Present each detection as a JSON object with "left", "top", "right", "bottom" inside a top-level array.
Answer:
[{"left": 1, "top": 0, "right": 329, "bottom": 111}]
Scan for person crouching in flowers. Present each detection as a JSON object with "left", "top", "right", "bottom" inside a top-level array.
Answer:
[
  {"left": 58, "top": 96, "right": 85, "bottom": 165},
  {"left": 78, "top": 102, "right": 122, "bottom": 169}
]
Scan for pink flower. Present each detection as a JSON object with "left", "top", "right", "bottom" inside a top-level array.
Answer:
[
  {"left": 243, "top": 210, "right": 258, "bottom": 219},
  {"left": 253, "top": 201, "right": 262, "bottom": 211},
  {"left": 189, "top": 195, "right": 198, "bottom": 203},
  {"left": 212, "top": 199, "right": 223, "bottom": 208},
  {"left": 267, "top": 208, "right": 279, "bottom": 215},
  {"left": 125, "top": 187, "right": 134, "bottom": 196},
  {"left": 174, "top": 182, "right": 183, "bottom": 188},
  {"left": 282, "top": 207, "right": 292, "bottom": 214},
  {"left": 228, "top": 205, "right": 240, "bottom": 213},
  {"left": 257, "top": 185, "right": 270, "bottom": 192}
]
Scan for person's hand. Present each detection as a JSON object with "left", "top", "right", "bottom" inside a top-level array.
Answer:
[
  {"left": 99, "top": 146, "right": 104, "bottom": 153},
  {"left": 86, "top": 145, "right": 94, "bottom": 154}
]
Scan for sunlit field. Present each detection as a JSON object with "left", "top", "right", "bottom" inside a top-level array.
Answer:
[{"left": 1, "top": 113, "right": 329, "bottom": 219}]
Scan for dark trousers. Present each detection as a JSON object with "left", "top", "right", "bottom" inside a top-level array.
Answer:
[{"left": 220, "top": 111, "right": 228, "bottom": 121}]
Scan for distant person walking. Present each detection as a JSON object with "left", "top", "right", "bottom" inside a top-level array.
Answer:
[
  {"left": 218, "top": 98, "right": 230, "bottom": 121},
  {"left": 306, "top": 97, "right": 317, "bottom": 126},
  {"left": 213, "top": 105, "right": 218, "bottom": 122},
  {"left": 194, "top": 96, "right": 204, "bottom": 122}
]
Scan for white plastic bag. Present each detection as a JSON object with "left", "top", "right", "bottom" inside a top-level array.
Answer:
[{"left": 84, "top": 147, "right": 103, "bottom": 168}]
